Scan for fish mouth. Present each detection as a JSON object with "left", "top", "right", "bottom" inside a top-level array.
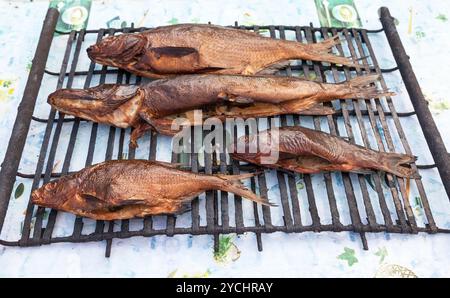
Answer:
[
  {"left": 48, "top": 85, "right": 140, "bottom": 115},
  {"left": 86, "top": 44, "right": 113, "bottom": 66},
  {"left": 30, "top": 189, "right": 42, "bottom": 205},
  {"left": 86, "top": 34, "right": 146, "bottom": 65},
  {"left": 48, "top": 88, "right": 107, "bottom": 116},
  {"left": 48, "top": 84, "right": 143, "bottom": 129},
  {"left": 31, "top": 181, "right": 58, "bottom": 207}
]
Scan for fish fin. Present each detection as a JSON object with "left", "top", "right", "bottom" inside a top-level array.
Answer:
[
  {"left": 228, "top": 95, "right": 254, "bottom": 104},
  {"left": 306, "top": 35, "right": 360, "bottom": 67},
  {"left": 344, "top": 75, "right": 396, "bottom": 99},
  {"left": 242, "top": 64, "right": 258, "bottom": 75},
  {"left": 256, "top": 61, "right": 292, "bottom": 75},
  {"left": 216, "top": 172, "right": 260, "bottom": 181},
  {"left": 79, "top": 193, "right": 109, "bottom": 210},
  {"left": 118, "top": 196, "right": 148, "bottom": 205},
  {"left": 217, "top": 92, "right": 254, "bottom": 104},
  {"left": 139, "top": 112, "right": 180, "bottom": 136},
  {"left": 150, "top": 47, "right": 198, "bottom": 58},
  {"left": 216, "top": 172, "right": 276, "bottom": 207},
  {"left": 217, "top": 91, "right": 227, "bottom": 99},
  {"left": 194, "top": 66, "right": 228, "bottom": 73},
  {"left": 155, "top": 161, "right": 185, "bottom": 169},
  {"left": 130, "top": 121, "right": 153, "bottom": 148},
  {"left": 280, "top": 97, "right": 321, "bottom": 113},
  {"left": 348, "top": 168, "right": 375, "bottom": 175},
  {"left": 295, "top": 104, "right": 336, "bottom": 115},
  {"left": 82, "top": 191, "right": 147, "bottom": 207},
  {"left": 137, "top": 47, "right": 227, "bottom": 74},
  {"left": 379, "top": 152, "right": 419, "bottom": 178},
  {"left": 174, "top": 202, "right": 192, "bottom": 215},
  {"left": 99, "top": 86, "right": 142, "bottom": 114}
]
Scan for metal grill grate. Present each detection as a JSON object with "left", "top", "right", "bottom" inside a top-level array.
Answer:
[{"left": 0, "top": 7, "right": 449, "bottom": 257}]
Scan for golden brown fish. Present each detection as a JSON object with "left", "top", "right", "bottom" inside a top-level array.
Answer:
[
  {"left": 86, "top": 23, "right": 358, "bottom": 77},
  {"left": 48, "top": 74, "right": 391, "bottom": 145},
  {"left": 230, "top": 126, "right": 417, "bottom": 178},
  {"left": 31, "top": 160, "right": 273, "bottom": 220}
]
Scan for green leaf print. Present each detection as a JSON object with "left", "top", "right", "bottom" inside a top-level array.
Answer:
[
  {"left": 424, "top": 93, "right": 450, "bottom": 114},
  {"left": 43, "top": 210, "right": 50, "bottom": 221},
  {"left": 337, "top": 247, "right": 358, "bottom": 266},
  {"left": 26, "top": 62, "right": 32, "bottom": 71},
  {"left": 374, "top": 247, "right": 388, "bottom": 264},
  {"left": 14, "top": 183, "right": 24, "bottom": 199},
  {"left": 415, "top": 30, "right": 425, "bottom": 39},
  {"left": 167, "top": 17, "right": 179, "bottom": 25},
  {"left": 436, "top": 14, "right": 448, "bottom": 22},
  {"left": 430, "top": 101, "right": 450, "bottom": 112},
  {"left": 214, "top": 235, "right": 233, "bottom": 261},
  {"left": 2, "top": 80, "right": 12, "bottom": 88},
  {"left": 413, "top": 196, "right": 424, "bottom": 217},
  {"left": 298, "top": 71, "right": 317, "bottom": 81},
  {"left": 414, "top": 196, "right": 423, "bottom": 208},
  {"left": 296, "top": 181, "right": 304, "bottom": 191},
  {"left": 214, "top": 235, "right": 241, "bottom": 263}
]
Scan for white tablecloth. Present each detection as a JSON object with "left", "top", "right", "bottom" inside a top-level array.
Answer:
[{"left": 0, "top": 0, "right": 449, "bottom": 277}]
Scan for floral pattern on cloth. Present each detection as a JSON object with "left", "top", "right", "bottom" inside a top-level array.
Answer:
[{"left": 0, "top": 0, "right": 449, "bottom": 277}]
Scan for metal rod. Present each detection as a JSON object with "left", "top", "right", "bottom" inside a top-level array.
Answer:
[
  {"left": 1, "top": 17, "right": 449, "bottom": 251},
  {"left": 189, "top": 127, "right": 200, "bottom": 233},
  {"left": 350, "top": 28, "right": 416, "bottom": 232},
  {"left": 294, "top": 27, "right": 322, "bottom": 229},
  {"left": 52, "top": 25, "right": 383, "bottom": 36},
  {"left": 44, "top": 64, "right": 378, "bottom": 78},
  {"left": 20, "top": 31, "right": 76, "bottom": 245},
  {"left": 5, "top": 223, "right": 448, "bottom": 248},
  {"left": 327, "top": 27, "right": 378, "bottom": 231},
  {"left": 38, "top": 30, "right": 86, "bottom": 242},
  {"left": 0, "top": 8, "right": 59, "bottom": 234},
  {"left": 307, "top": 28, "right": 365, "bottom": 248},
  {"left": 30, "top": 109, "right": 418, "bottom": 124},
  {"left": 380, "top": 7, "right": 450, "bottom": 201}
]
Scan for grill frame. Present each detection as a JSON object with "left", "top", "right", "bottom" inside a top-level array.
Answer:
[{"left": 0, "top": 7, "right": 449, "bottom": 257}]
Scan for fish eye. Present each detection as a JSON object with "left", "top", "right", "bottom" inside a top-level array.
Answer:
[{"left": 43, "top": 181, "right": 59, "bottom": 192}]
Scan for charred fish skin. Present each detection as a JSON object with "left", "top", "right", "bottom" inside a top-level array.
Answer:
[
  {"left": 139, "top": 74, "right": 392, "bottom": 118},
  {"left": 48, "top": 74, "right": 392, "bottom": 139},
  {"left": 86, "top": 24, "right": 357, "bottom": 77},
  {"left": 230, "top": 126, "right": 417, "bottom": 178},
  {"left": 47, "top": 84, "right": 144, "bottom": 129},
  {"left": 31, "top": 160, "right": 272, "bottom": 220}
]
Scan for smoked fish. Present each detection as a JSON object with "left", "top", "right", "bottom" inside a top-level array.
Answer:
[
  {"left": 86, "top": 24, "right": 358, "bottom": 77},
  {"left": 31, "top": 160, "right": 273, "bottom": 220},
  {"left": 230, "top": 126, "right": 417, "bottom": 178},
  {"left": 48, "top": 74, "right": 392, "bottom": 145}
]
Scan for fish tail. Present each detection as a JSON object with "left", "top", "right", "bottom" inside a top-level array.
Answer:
[
  {"left": 215, "top": 173, "right": 276, "bottom": 207},
  {"left": 216, "top": 172, "right": 258, "bottom": 181},
  {"left": 300, "top": 35, "right": 359, "bottom": 67},
  {"left": 256, "top": 61, "right": 292, "bottom": 75},
  {"left": 279, "top": 97, "right": 322, "bottom": 114},
  {"left": 377, "top": 152, "right": 419, "bottom": 178},
  {"left": 341, "top": 75, "right": 396, "bottom": 99}
]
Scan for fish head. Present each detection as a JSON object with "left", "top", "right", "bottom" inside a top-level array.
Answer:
[
  {"left": 31, "top": 175, "right": 80, "bottom": 209},
  {"left": 48, "top": 84, "right": 142, "bottom": 127},
  {"left": 87, "top": 34, "right": 147, "bottom": 66}
]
